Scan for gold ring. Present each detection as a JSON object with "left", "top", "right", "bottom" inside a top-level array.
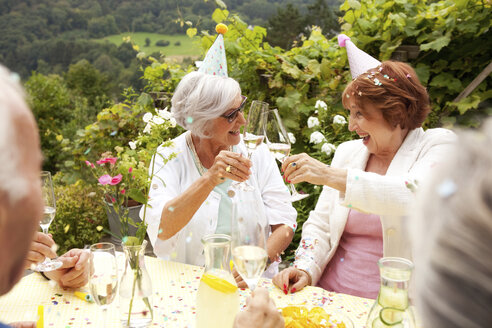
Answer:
[
  {"left": 291, "top": 162, "right": 297, "bottom": 168},
  {"left": 226, "top": 165, "right": 231, "bottom": 173}
]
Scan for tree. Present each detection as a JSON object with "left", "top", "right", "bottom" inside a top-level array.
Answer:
[{"left": 266, "top": 3, "right": 306, "bottom": 49}]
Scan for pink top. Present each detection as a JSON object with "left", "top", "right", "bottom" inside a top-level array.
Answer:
[{"left": 317, "top": 209, "right": 383, "bottom": 299}]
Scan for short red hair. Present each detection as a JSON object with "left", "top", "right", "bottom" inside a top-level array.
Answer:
[{"left": 342, "top": 61, "right": 431, "bottom": 130}]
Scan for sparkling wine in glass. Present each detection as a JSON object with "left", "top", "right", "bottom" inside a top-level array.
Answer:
[
  {"left": 89, "top": 242, "right": 118, "bottom": 327},
  {"left": 231, "top": 191, "right": 268, "bottom": 291},
  {"left": 34, "top": 171, "right": 63, "bottom": 272},
  {"left": 234, "top": 100, "right": 268, "bottom": 191},
  {"left": 263, "top": 109, "right": 309, "bottom": 202}
]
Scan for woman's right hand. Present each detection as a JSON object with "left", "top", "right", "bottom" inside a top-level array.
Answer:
[
  {"left": 272, "top": 267, "right": 311, "bottom": 294},
  {"left": 206, "top": 150, "right": 252, "bottom": 185}
]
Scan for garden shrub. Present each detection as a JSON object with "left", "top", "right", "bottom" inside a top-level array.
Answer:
[
  {"left": 49, "top": 174, "right": 107, "bottom": 255},
  {"left": 155, "top": 40, "right": 170, "bottom": 47}
]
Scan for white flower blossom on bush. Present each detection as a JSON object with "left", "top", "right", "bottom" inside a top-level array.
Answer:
[
  {"left": 315, "top": 100, "right": 327, "bottom": 110},
  {"left": 333, "top": 115, "right": 347, "bottom": 125},
  {"left": 307, "top": 117, "right": 320, "bottom": 128},
  {"left": 142, "top": 107, "right": 176, "bottom": 133},
  {"left": 129, "top": 141, "right": 137, "bottom": 150},
  {"left": 143, "top": 112, "right": 153, "bottom": 123},
  {"left": 321, "top": 143, "right": 336, "bottom": 156},
  {"left": 288, "top": 132, "right": 296, "bottom": 144},
  {"left": 310, "top": 131, "right": 326, "bottom": 144}
]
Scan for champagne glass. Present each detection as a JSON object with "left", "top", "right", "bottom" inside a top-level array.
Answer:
[
  {"left": 263, "top": 109, "right": 309, "bottom": 202},
  {"left": 89, "top": 242, "right": 118, "bottom": 327},
  {"left": 231, "top": 191, "right": 268, "bottom": 291},
  {"left": 234, "top": 100, "right": 269, "bottom": 191},
  {"left": 34, "top": 171, "right": 63, "bottom": 272}
]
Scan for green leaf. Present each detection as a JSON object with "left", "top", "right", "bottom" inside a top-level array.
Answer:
[
  {"left": 212, "top": 8, "right": 229, "bottom": 23},
  {"left": 127, "top": 189, "right": 147, "bottom": 205},
  {"left": 215, "top": 0, "right": 227, "bottom": 9},
  {"left": 186, "top": 28, "right": 197, "bottom": 38},
  {"left": 420, "top": 35, "right": 451, "bottom": 52},
  {"left": 293, "top": 55, "right": 309, "bottom": 66},
  {"left": 451, "top": 94, "right": 482, "bottom": 115},
  {"left": 429, "top": 73, "right": 462, "bottom": 93},
  {"left": 348, "top": 0, "right": 361, "bottom": 10},
  {"left": 343, "top": 10, "right": 355, "bottom": 24},
  {"left": 137, "top": 93, "right": 153, "bottom": 107},
  {"left": 415, "top": 63, "right": 430, "bottom": 85}
]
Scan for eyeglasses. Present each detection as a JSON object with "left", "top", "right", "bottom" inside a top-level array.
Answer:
[{"left": 221, "top": 95, "right": 247, "bottom": 123}]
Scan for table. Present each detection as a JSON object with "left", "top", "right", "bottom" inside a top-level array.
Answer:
[{"left": 0, "top": 256, "right": 374, "bottom": 327}]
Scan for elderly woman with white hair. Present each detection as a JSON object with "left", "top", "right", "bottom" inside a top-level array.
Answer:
[{"left": 144, "top": 71, "right": 296, "bottom": 285}]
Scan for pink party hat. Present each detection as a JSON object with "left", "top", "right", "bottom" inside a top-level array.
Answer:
[
  {"left": 197, "top": 24, "right": 228, "bottom": 77},
  {"left": 338, "top": 34, "right": 381, "bottom": 79}
]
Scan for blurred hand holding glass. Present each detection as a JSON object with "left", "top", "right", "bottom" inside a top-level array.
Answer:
[{"left": 35, "top": 171, "right": 62, "bottom": 272}]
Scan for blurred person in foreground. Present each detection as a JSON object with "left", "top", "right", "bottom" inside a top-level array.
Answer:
[
  {"left": 144, "top": 71, "right": 296, "bottom": 286},
  {"left": 234, "top": 118, "right": 492, "bottom": 328},
  {"left": 274, "top": 56, "right": 456, "bottom": 297},
  {"left": 0, "top": 64, "right": 88, "bottom": 328},
  {"left": 411, "top": 117, "right": 492, "bottom": 328}
]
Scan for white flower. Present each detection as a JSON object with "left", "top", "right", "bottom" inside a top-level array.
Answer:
[
  {"left": 288, "top": 132, "right": 296, "bottom": 144},
  {"left": 307, "top": 117, "right": 320, "bottom": 128},
  {"left": 333, "top": 115, "right": 347, "bottom": 125},
  {"left": 143, "top": 112, "right": 153, "bottom": 123},
  {"left": 169, "top": 117, "right": 177, "bottom": 127},
  {"left": 321, "top": 143, "right": 336, "bottom": 156},
  {"left": 151, "top": 116, "right": 165, "bottom": 125},
  {"left": 143, "top": 123, "right": 152, "bottom": 134},
  {"left": 129, "top": 141, "right": 137, "bottom": 150},
  {"left": 157, "top": 108, "right": 173, "bottom": 120},
  {"left": 310, "top": 131, "right": 326, "bottom": 144},
  {"left": 315, "top": 100, "right": 327, "bottom": 110}
]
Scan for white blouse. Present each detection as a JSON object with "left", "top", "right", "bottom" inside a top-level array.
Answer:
[{"left": 141, "top": 132, "right": 297, "bottom": 270}]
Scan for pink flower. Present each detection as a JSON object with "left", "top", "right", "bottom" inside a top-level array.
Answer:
[
  {"left": 96, "top": 157, "right": 118, "bottom": 165},
  {"left": 98, "top": 174, "right": 112, "bottom": 185},
  {"left": 121, "top": 189, "right": 126, "bottom": 194},
  {"left": 111, "top": 197, "right": 116, "bottom": 203},
  {"left": 110, "top": 174, "right": 122, "bottom": 185},
  {"left": 85, "top": 160, "right": 92, "bottom": 167},
  {"left": 128, "top": 167, "right": 133, "bottom": 173}
]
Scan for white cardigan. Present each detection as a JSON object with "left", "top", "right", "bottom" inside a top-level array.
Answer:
[
  {"left": 294, "top": 127, "right": 456, "bottom": 285},
  {"left": 142, "top": 132, "right": 297, "bottom": 267}
]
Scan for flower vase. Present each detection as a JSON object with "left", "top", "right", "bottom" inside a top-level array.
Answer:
[
  {"left": 366, "top": 257, "right": 417, "bottom": 328},
  {"left": 119, "top": 240, "right": 153, "bottom": 328}
]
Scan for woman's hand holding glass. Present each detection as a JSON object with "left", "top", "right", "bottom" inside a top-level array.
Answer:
[
  {"left": 204, "top": 150, "right": 252, "bottom": 185},
  {"left": 281, "top": 153, "right": 333, "bottom": 186}
]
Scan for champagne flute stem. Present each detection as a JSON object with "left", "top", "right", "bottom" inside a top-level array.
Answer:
[
  {"left": 288, "top": 183, "right": 300, "bottom": 196},
  {"left": 101, "top": 306, "right": 108, "bottom": 327}
]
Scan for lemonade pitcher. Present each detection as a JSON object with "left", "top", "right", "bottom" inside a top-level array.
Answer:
[
  {"left": 196, "top": 234, "right": 239, "bottom": 328},
  {"left": 367, "top": 257, "right": 417, "bottom": 328}
]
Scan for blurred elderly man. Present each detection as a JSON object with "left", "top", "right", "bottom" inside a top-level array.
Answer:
[{"left": 0, "top": 64, "right": 89, "bottom": 328}]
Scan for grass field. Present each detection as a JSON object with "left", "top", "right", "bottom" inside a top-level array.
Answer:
[{"left": 95, "top": 32, "right": 203, "bottom": 58}]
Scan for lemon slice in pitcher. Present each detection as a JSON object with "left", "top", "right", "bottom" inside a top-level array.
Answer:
[{"left": 201, "top": 273, "right": 238, "bottom": 294}]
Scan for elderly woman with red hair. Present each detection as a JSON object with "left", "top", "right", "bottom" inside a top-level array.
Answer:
[{"left": 273, "top": 60, "right": 456, "bottom": 299}]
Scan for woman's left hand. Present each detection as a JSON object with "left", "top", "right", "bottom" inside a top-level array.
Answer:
[{"left": 282, "top": 153, "right": 331, "bottom": 186}]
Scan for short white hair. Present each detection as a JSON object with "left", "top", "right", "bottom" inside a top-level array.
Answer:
[
  {"left": 0, "top": 64, "right": 29, "bottom": 203},
  {"left": 171, "top": 71, "right": 241, "bottom": 138},
  {"left": 412, "top": 118, "right": 492, "bottom": 327}
]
